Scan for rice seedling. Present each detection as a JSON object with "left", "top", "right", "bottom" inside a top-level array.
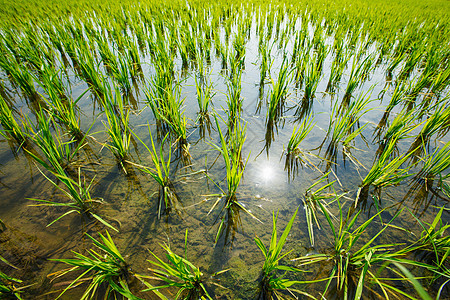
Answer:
[
  {"left": 294, "top": 199, "right": 428, "bottom": 300},
  {"left": 258, "top": 41, "right": 272, "bottom": 86},
  {"left": 132, "top": 127, "right": 180, "bottom": 219},
  {"left": 295, "top": 57, "right": 321, "bottom": 121},
  {"left": 416, "top": 140, "right": 450, "bottom": 185},
  {"left": 101, "top": 83, "right": 132, "bottom": 171},
  {"left": 254, "top": 207, "right": 311, "bottom": 299},
  {"left": 207, "top": 116, "right": 260, "bottom": 242},
  {"left": 283, "top": 114, "right": 319, "bottom": 178},
  {"left": 321, "top": 90, "right": 373, "bottom": 170},
  {"left": 264, "top": 60, "right": 291, "bottom": 154},
  {"left": 301, "top": 174, "right": 337, "bottom": 247},
  {"left": 398, "top": 46, "right": 424, "bottom": 81},
  {"left": 0, "top": 54, "right": 40, "bottom": 101},
  {"left": 342, "top": 54, "right": 374, "bottom": 106},
  {"left": 0, "top": 270, "right": 25, "bottom": 300},
  {"left": 224, "top": 61, "right": 243, "bottom": 130},
  {"left": 73, "top": 44, "right": 106, "bottom": 99},
  {"left": 357, "top": 139, "right": 416, "bottom": 205},
  {"left": 141, "top": 230, "right": 227, "bottom": 299},
  {"left": 145, "top": 69, "right": 189, "bottom": 158},
  {"left": 37, "top": 67, "right": 87, "bottom": 139},
  {"left": 50, "top": 231, "right": 138, "bottom": 299},
  {"left": 408, "top": 206, "right": 450, "bottom": 269},
  {"left": 0, "top": 94, "right": 27, "bottom": 147},
  {"left": 374, "top": 108, "right": 420, "bottom": 159},
  {"left": 195, "top": 74, "right": 215, "bottom": 138},
  {"left": 430, "top": 66, "right": 450, "bottom": 98},
  {"left": 326, "top": 52, "right": 350, "bottom": 94},
  {"left": 408, "top": 102, "right": 450, "bottom": 158},
  {"left": 375, "top": 80, "right": 412, "bottom": 134}
]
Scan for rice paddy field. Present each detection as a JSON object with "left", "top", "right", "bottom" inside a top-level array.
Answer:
[{"left": 0, "top": 0, "right": 450, "bottom": 299}]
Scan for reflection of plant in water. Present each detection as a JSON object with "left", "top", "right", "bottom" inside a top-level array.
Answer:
[
  {"left": 51, "top": 231, "right": 138, "bottom": 299},
  {"left": 141, "top": 230, "right": 227, "bottom": 300}
]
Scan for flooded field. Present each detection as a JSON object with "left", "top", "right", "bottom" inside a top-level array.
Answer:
[{"left": 0, "top": 0, "right": 449, "bottom": 299}]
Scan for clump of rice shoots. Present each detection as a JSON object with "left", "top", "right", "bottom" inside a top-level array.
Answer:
[{"left": 133, "top": 127, "right": 181, "bottom": 219}]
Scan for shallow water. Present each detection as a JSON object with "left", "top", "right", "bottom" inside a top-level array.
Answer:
[{"left": 0, "top": 8, "right": 449, "bottom": 299}]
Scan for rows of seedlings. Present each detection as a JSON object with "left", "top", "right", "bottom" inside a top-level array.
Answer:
[{"left": 0, "top": 0, "right": 449, "bottom": 299}]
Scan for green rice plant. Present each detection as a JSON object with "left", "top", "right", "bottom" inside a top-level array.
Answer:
[
  {"left": 375, "top": 80, "right": 412, "bottom": 133},
  {"left": 408, "top": 103, "right": 450, "bottom": 157},
  {"left": 295, "top": 56, "right": 321, "bottom": 121},
  {"left": 225, "top": 61, "right": 243, "bottom": 130},
  {"left": 416, "top": 140, "right": 450, "bottom": 184},
  {"left": 408, "top": 206, "right": 450, "bottom": 269},
  {"left": 158, "top": 85, "right": 190, "bottom": 159},
  {"left": 406, "top": 73, "right": 432, "bottom": 108},
  {"left": 113, "top": 54, "right": 132, "bottom": 93},
  {"left": 357, "top": 139, "right": 416, "bottom": 205},
  {"left": 233, "top": 30, "right": 246, "bottom": 68},
  {"left": 1, "top": 244, "right": 27, "bottom": 300},
  {"left": 398, "top": 46, "right": 424, "bottom": 81},
  {"left": 146, "top": 71, "right": 189, "bottom": 157},
  {"left": 375, "top": 108, "right": 420, "bottom": 159},
  {"left": 326, "top": 52, "right": 350, "bottom": 94},
  {"left": 74, "top": 44, "right": 106, "bottom": 99},
  {"left": 0, "top": 94, "right": 27, "bottom": 146},
  {"left": 430, "top": 66, "right": 450, "bottom": 98},
  {"left": 141, "top": 230, "right": 226, "bottom": 299},
  {"left": 25, "top": 110, "right": 84, "bottom": 174},
  {"left": 0, "top": 270, "right": 25, "bottom": 300},
  {"left": 283, "top": 114, "right": 319, "bottom": 177},
  {"left": 132, "top": 127, "right": 180, "bottom": 218},
  {"left": 0, "top": 55, "right": 40, "bottom": 101},
  {"left": 322, "top": 90, "right": 373, "bottom": 169},
  {"left": 386, "top": 52, "right": 407, "bottom": 81},
  {"left": 38, "top": 67, "right": 86, "bottom": 139},
  {"left": 207, "top": 116, "right": 259, "bottom": 241},
  {"left": 294, "top": 199, "right": 427, "bottom": 300},
  {"left": 264, "top": 60, "right": 291, "bottom": 153},
  {"left": 50, "top": 231, "right": 138, "bottom": 299},
  {"left": 390, "top": 262, "right": 434, "bottom": 300},
  {"left": 195, "top": 73, "right": 215, "bottom": 139},
  {"left": 101, "top": 83, "right": 132, "bottom": 170},
  {"left": 259, "top": 41, "right": 272, "bottom": 85},
  {"left": 342, "top": 54, "right": 374, "bottom": 106},
  {"left": 29, "top": 157, "right": 116, "bottom": 230},
  {"left": 301, "top": 174, "right": 337, "bottom": 247},
  {"left": 254, "top": 207, "right": 310, "bottom": 299}
]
